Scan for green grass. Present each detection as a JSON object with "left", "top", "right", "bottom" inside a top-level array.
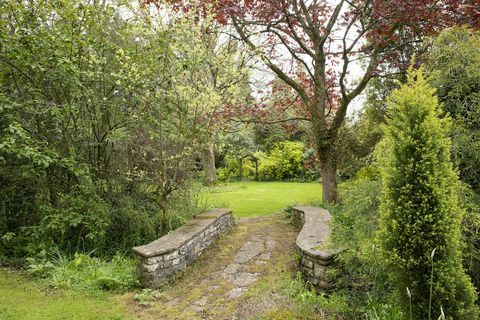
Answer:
[
  {"left": 0, "top": 269, "right": 131, "bottom": 320},
  {"left": 203, "top": 181, "right": 322, "bottom": 217}
]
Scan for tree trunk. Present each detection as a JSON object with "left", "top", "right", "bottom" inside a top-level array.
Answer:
[
  {"left": 319, "top": 148, "right": 338, "bottom": 203},
  {"left": 158, "top": 196, "right": 170, "bottom": 236},
  {"left": 238, "top": 158, "right": 243, "bottom": 181},
  {"left": 202, "top": 142, "right": 218, "bottom": 185}
]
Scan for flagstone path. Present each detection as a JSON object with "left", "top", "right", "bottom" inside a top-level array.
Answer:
[{"left": 126, "top": 213, "right": 310, "bottom": 320}]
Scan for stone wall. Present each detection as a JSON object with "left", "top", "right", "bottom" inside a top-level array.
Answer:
[
  {"left": 133, "top": 208, "right": 233, "bottom": 288},
  {"left": 292, "top": 206, "right": 342, "bottom": 291}
]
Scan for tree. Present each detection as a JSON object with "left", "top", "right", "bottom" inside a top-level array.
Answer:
[
  {"left": 150, "top": 12, "right": 252, "bottom": 186},
  {"left": 378, "top": 67, "right": 477, "bottom": 319},
  {"left": 0, "top": 0, "right": 155, "bottom": 254},
  {"left": 195, "top": 31, "right": 252, "bottom": 185},
  {"left": 427, "top": 26, "right": 480, "bottom": 193},
  {"left": 152, "top": 0, "right": 479, "bottom": 202}
]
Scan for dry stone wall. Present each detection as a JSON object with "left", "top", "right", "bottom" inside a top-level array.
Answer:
[
  {"left": 292, "top": 205, "right": 342, "bottom": 291},
  {"left": 133, "top": 208, "right": 233, "bottom": 288}
]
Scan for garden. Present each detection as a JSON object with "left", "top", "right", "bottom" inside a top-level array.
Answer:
[{"left": 1, "top": 0, "right": 480, "bottom": 319}]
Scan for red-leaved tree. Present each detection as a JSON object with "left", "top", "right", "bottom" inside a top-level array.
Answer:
[{"left": 148, "top": 0, "right": 479, "bottom": 202}]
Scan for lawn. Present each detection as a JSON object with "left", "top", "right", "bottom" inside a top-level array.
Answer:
[
  {"left": 203, "top": 181, "right": 323, "bottom": 217},
  {"left": 0, "top": 269, "right": 130, "bottom": 320}
]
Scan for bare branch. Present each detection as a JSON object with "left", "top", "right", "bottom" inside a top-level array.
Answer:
[{"left": 232, "top": 17, "right": 312, "bottom": 109}]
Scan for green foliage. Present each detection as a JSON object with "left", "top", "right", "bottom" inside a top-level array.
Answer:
[
  {"left": 337, "top": 108, "right": 386, "bottom": 181},
  {"left": 337, "top": 75, "right": 396, "bottom": 181},
  {"left": 133, "top": 289, "right": 163, "bottom": 306},
  {"left": 330, "top": 177, "right": 395, "bottom": 318},
  {"left": 217, "top": 140, "right": 319, "bottom": 182},
  {"left": 378, "top": 67, "right": 478, "bottom": 319},
  {"left": 258, "top": 141, "right": 305, "bottom": 181},
  {"left": 30, "top": 187, "right": 110, "bottom": 254},
  {"left": 364, "top": 295, "right": 403, "bottom": 320},
  {"left": 459, "top": 184, "right": 480, "bottom": 294},
  {"left": 427, "top": 26, "right": 480, "bottom": 193},
  {"left": 217, "top": 154, "right": 257, "bottom": 182},
  {"left": 283, "top": 272, "right": 350, "bottom": 318},
  {"left": 334, "top": 179, "right": 381, "bottom": 247},
  {"left": 25, "top": 249, "right": 138, "bottom": 291},
  {"left": 0, "top": 0, "right": 231, "bottom": 262}
]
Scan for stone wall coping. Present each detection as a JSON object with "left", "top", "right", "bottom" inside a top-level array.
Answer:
[
  {"left": 133, "top": 208, "right": 232, "bottom": 258},
  {"left": 292, "top": 205, "right": 342, "bottom": 261}
]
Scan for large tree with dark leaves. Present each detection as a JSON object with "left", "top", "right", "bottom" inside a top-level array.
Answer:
[{"left": 151, "top": 0, "right": 478, "bottom": 202}]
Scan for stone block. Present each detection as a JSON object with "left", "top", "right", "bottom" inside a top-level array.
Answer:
[
  {"left": 306, "top": 276, "right": 318, "bottom": 285},
  {"left": 144, "top": 256, "right": 161, "bottom": 265},
  {"left": 314, "top": 263, "right": 327, "bottom": 278},
  {"left": 141, "top": 263, "right": 159, "bottom": 273},
  {"left": 163, "top": 250, "right": 179, "bottom": 261},
  {"left": 301, "top": 256, "right": 313, "bottom": 269},
  {"left": 302, "top": 266, "right": 313, "bottom": 277}
]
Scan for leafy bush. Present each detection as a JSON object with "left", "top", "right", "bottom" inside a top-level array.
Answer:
[
  {"left": 0, "top": 0, "right": 217, "bottom": 264},
  {"left": 217, "top": 154, "right": 257, "bottom": 181},
  {"left": 26, "top": 249, "right": 138, "bottom": 291},
  {"left": 378, "top": 67, "right": 477, "bottom": 319},
  {"left": 258, "top": 141, "right": 304, "bottom": 181},
  {"left": 29, "top": 185, "right": 110, "bottom": 255},
  {"left": 331, "top": 169, "right": 480, "bottom": 319},
  {"left": 428, "top": 26, "right": 480, "bottom": 193},
  {"left": 333, "top": 179, "right": 381, "bottom": 248}
]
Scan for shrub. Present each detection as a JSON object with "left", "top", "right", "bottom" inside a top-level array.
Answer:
[
  {"left": 258, "top": 141, "right": 304, "bottom": 181},
  {"left": 29, "top": 185, "right": 110, "bottom": 255},
  {"left": 333, "top": 178, "right": 381, "bottom": 247},
  {"left": 378, "top": 67, "right": 477, "bottom": 319},
  {"left": 428, "top": 27, "right": 480, "bottom": 193},
  {"left": 217, "top": 154, "right": 257, "bottom": 181},
  {"left": 26, "top": 249, "right": 138, "bottom": 291}
]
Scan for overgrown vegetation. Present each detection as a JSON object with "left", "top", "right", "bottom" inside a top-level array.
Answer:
[
  {"left": 25, "top": 250, "right": 138, "bottom": 291},
  {"left": 428, "top": 26, "right": 480, "bottom": 194},
  {"left": 0, "top": 0, "right": 245, "bottom": 263}
]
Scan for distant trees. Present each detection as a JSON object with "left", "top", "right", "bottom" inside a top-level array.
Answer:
[{"left": 379, "top": 67, "right": 477, "bottom": 319}]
